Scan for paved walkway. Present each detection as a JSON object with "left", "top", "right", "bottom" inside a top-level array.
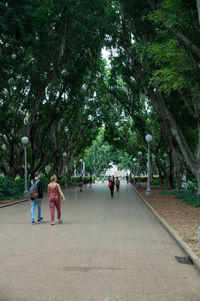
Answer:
[{"left": 0, "top": 181, "right": 200, "bottom": 301}]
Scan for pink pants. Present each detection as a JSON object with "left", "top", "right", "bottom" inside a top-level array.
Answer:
[{"left": 49, "top": 195, "right": 61, "bottom": 221}]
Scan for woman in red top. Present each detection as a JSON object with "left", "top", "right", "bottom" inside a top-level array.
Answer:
[{"left": 47, "top": 175, "right": 65, "bottom": 225}]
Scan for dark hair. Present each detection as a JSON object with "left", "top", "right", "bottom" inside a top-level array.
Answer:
[{"left": 35, "top": 171, "right": 40, "bottom": 177}]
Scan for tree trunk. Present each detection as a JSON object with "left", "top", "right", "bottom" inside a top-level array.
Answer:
[
  {"left": 166, "top": 149, "right": 175, "bottom": 189},
  {"left": 120, "top": 4, "right": 200, "bottom": 192},
  {"left": 197, "top": 166, "right": 200, "bottom": 194},
  {"left": 197, "top": 0, "right": 200, "bottom": 25}
]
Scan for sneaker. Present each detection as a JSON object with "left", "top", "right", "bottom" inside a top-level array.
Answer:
[
  {"left": 32, "top": 221, "right": 35, "bottom": 225},
  {"left": 37, "top": 217, "right": 43, "bottom": 222},
  {"left": 58, "top": 219, "right": 62, "bottom": 224},
  {"left": 51, "top": 221, "right": 55, "bottom": 225}
]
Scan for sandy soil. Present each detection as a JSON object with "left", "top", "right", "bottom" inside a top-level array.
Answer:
[{"left": 137, "top": 184, "right": 200, "bottom": 259}]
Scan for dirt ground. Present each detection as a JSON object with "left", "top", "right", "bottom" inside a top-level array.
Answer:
[{"left": 137, "top": 183, "right": 200, "bottom": 259}]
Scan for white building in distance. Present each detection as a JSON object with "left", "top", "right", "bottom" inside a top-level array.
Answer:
[{"left": 105, "top": 164, "right": 127, "bottom": 177}]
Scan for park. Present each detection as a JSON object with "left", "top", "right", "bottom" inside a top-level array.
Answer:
[{"left": 1, "top": 0, "right": 200, "bottom": 300}]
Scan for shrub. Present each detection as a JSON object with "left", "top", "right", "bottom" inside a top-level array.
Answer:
[
  {"left": 151, "top": 178, "right": 160, "bottom": 185},
  {"left": 158, "top": 189, "right": 200, "bottom": 207},
  {"left": 186, "top": 180, "right": 198, "bottom": 193},
  {"left": 0, "top": 174, "right": 80, "bottom": 201},
  {"left": 0, "top": 176, "right": 24, "bottom": 200}
]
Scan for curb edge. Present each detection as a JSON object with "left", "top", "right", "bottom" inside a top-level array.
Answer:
[
  {"left": 0, "top": 198, "right": 29, "bottom": 208},
  {"left": 133, "top": 185, "right": 200, "bottom": 272}
]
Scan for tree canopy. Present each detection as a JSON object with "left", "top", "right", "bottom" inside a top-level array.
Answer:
[{"left": 1, "top": 0, "right": 200, "bottom": 192}]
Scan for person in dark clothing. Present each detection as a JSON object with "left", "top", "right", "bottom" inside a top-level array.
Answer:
[
  {"left": 116, "top": 177, "right": 120, "bottom": 192},
  {"left": 79, "top": 176, "right": 83, "bottom": 191},
  {"left": 83, "top": 177, "right": 87, "bottom": 187},
  {"left": 30, "top": 171, "right": 43, "bottom": 224},
  {"left": 89, "top": 176, "right": 93, "bottom": 188},
  {"left": 109, "top": 175, "right": 115, "bottom": 198}
]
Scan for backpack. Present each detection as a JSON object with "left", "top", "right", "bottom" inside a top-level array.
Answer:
[
  {"left": 108, "top": 181, "right": 112, "bottom": 188},
  {"left": 29, "top": 179, "right": 39, "bottom": 199}
]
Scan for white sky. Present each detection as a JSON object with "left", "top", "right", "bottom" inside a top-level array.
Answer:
[{"left": 101, "top": 47, "right": 110, "bottom": 59}]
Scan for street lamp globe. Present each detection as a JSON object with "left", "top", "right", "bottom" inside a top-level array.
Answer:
[
  {"left": 133, "top": 158, "right": 136, "bottom": 162},
  {"left": 64, "top": 127, "right": 68, "bottom": 134},
  {"left": 21, "top": 136, "right": 29, "bottom": 145},
  {"left": 145, "top": 134, "right": 153, "bottom": 143},
  {"left": 138, "top": 151, "right": 142, "bottom": 156},
  {"left": 145, "top": 134, "right": 153, "bottom": 196},
  {"left": 63, "top": 152, "right": 67, "bottom": 158},
  {"left": 21, "top": 136, "right": 29, "bottom": 196},
  {"left": 80, "top": 159, "right": 83, "bottom": 162}
]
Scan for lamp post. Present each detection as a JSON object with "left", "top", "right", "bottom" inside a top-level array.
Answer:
[
  {"left": 63, "top": 152, "right": 67, "bottom": 187},
  {"left": 21, "top": 136, "right": 29, "bottom": 197},
  {"left": 145, "top": 134, "right": 153, "bottom": 195},
  {"left": 132, "top": 158, "right": 136, "bottom": 185},
  {"left": 74, "top": 160, "right": 77, "bottom": 177},
  {"left": 137, "top": 151, "right": 142, "bottom": 187},
  {"left": 80, "top": 159, "right": 83, "bottom": 176},
  {"left": 83, "top": 161, "right": 85, "bottom": 177}
]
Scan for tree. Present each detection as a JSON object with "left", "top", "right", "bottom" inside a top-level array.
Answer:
[
  {"left": 0, "top": 0, "right": 112, "bottom": 178},
  {"left": 104, "top": 0, "right": 200, "bottom": 192}
]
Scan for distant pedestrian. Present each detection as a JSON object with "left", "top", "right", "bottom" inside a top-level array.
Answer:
[
  {"left": 83, "top": 177, "right": 87, "bottom": 187},
  {"left": 79, "top": 176, "right": 83, "bottom": 191},
  {"left": 108, "top": 175, "right": 115, "bottom": 198},
  {"left": 89, "top": 176, "right": 93, "bottom": 188},
  {"left": 126, "top": 175, "right": 129, "bottom": 184},
  {"left": 30, "top": 171, "right": 43, "bottom": 225},
  {"left": 116, "top": 177, "right": 120, "bottom": 192},
  {"left": 47, "top": 175, "right": 65, "bottom": 225}
]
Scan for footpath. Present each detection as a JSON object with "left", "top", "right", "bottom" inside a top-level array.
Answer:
[{"left": 0, "top": 182, "right": 200, "bottom": 301}]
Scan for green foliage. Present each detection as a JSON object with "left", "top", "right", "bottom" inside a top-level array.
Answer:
[
  {"left": 0, "top": 0, "right": 111, "bottom": 178},
  {"left": 151, "top": 178, "right": 161, "bottom": 185},
  {"left": 1, "top": 0, "right": 200, "bottom": 195},
  {"left": 83, "top": 127, "right": 136, "bottom": 176},
  {"left": 84, "top": 127, "right": 115, "bottom": 176},
  {"left": 39, "top": 174, "right": 50, "bottom": 191},
  {"left": 147, "top": 39, "right": 197, "bottom": 94},
  {"left": 0, "top": 173, "right": 78, "bottom": 201},
  {"left": 158, "top": 189, "right": 200, "bottom": 207},
  {"left": 186, "top": 179, "right": 198, "bottom": 193},
  {"left": 146, "top": 0, "right": 197, "bottom": 30},
  {"left": 0, "top": 176, "right": 24, "bottom": 200}
]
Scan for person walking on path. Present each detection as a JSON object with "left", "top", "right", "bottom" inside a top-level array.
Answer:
[
  {"left": 89, "top": 176, "right": 93, "bottom": 188},
  {"left": 116, "top": 177, "right": 120, "bottom": 192},
  {"left": 108, "top": 175, "right": 115, "bottom": 198},
  {"left": 47, "top": 175, "right": 65, "bottom": 225},
  {"left": 83, "top": 177, "right": 87, "bottom": 188},
  {"left": 79, "top": 176, "right": 83, "bottom": 191},
  {"left": 30, "top": 171, "right": 43, "bottom": 225}
]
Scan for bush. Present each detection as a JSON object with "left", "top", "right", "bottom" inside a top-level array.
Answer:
[
  {"left": 158, "top": 189, "right": 200, "bottom": 207},
  {"left": 0, "top": 174, "right": 83, "bottom": 201},
  {"left": 151, "top": 178, "right": 160, "bottom": 185},
  {"left": 0, "top": 176, "right": 24, "bottom": 200},
  {"left": 39, "top": 174, "right": 49, "bottom": 191},
  {"left": 186, "top": 180, "right": 198, "bottom": 193}
]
